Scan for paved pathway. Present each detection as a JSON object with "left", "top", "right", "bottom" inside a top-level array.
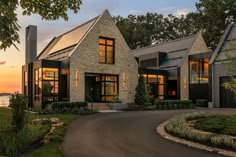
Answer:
[{"left": 62, "top": 109, "right": 227, "bottom": 157}]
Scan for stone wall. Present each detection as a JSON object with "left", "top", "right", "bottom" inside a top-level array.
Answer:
[
  {"left": 69, "top": 10, "right": 138, "bottom": 103},
  {"left": 180, "top": 33, "right": 209, "bottom": 100}
]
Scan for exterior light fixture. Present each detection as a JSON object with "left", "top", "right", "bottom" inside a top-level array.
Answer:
[
  {"left": 184, "top": 77, "right": 187, "bottom": 89},
  {"left": 76, "top": 71, "right": 79, "bottom": 86},
  {"left": 122, "top": 73, "right": 126, "bottom": 88}
]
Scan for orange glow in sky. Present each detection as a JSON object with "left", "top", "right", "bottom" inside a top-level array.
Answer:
[{"left": 0, "top": 66, "right": 21, "bottom": 93}]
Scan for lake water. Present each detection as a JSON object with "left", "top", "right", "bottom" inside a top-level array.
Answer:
[{"left": 0, "top": 96, "right": 10, "bottom": 107}]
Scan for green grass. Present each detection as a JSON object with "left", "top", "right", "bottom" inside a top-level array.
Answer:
[
  {"left": 165, "top": 113, "right": 236, "bottom": 151},
  {"left": 194, "top": 114, "right": 236, "bottom": 136},
  {"left": 26, "top": 142, "right": 63, "bottom": 157},
  {"left": 0, "top": 107, "right": 79, "bottom": 157}
]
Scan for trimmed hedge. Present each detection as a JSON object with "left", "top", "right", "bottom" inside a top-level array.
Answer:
[
  {"left": 154, "top": 100, "right": 193, "bottom": 110},
  {"left": 50, "top": 101, "right": 88, "bottom": 113},
  {"left": 195, "top": 99, "right": 208, "bottom": 107}
]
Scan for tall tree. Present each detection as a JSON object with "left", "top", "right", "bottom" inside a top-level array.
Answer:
[
  {"left": 195, "top": 0, "right": 236, "bottom": 50},
  {"left": 0, "top": 0, "right": 82, "bottom": 50},
  {"left": 114, "top": 13, "right": 198, "bottom": 49},
  {"left": 114, "top": 0, "right": 236, "bottom": 50}
]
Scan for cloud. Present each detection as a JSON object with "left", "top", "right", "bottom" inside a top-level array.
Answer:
[
  {"left": 174, "top": 9, "right": 190, "bottom": 17},
  {"left": 128, "top": 9, "right": 142, "bottom": 15},
  {"left": 160, "top": 7, "right": 176, "bottom": 12},
  {"left": 0, "top": 61, "right": 6, "bottom": 65}
]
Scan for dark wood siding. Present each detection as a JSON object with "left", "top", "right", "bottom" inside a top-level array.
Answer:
[
  {"left": 189, "top": 84, "right": 208, "bottom": 102},
  {"left": 140, "top": 58, "right": 157, "bottom": 67},
  {"left": 220, "top": 77, "right": 236, "bottom": 108}
]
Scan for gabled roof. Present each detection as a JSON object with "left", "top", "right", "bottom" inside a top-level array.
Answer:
[
  {"left": 37, "top": 10, "right": 108, "bottom": 60},
  {"left": 209, "top": 24, "right": 236, "bottom": 64},
  {"left": 132, "top": 33, "right": 199, "bottom": 69}
]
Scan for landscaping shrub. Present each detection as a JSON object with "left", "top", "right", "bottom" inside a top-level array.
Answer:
[
  {"left": 0, "top": 125, "right": 39, "bottom": 157},
  {"left": 50, "top": 101, "right": 88, "bottom": 113},
  {"left": 194, "top": 115, "right": 236, "bottom": 136},
  {"left": 9, "top": 92, "right": 28, "bottom": 133},
  {"left": 196, "top": 99, "right": 208, "bottom": 107},
  {"left": 154, "top": 100, "right": 193, "bottom": 110},
  {"left": 135, "top": 75, "right": 148, "bottom": 106},
  {"left": 165, "top": 113, "right": 236, "bottom": 151}
]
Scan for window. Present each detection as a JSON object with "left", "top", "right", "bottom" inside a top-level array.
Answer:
[
  {"left": 23, "top": 71, "right": 28, "bottom": 95},
  {"left": 142, "top": 74, "right": 165, "bottom": 100},
  {"left": 34, "top": 69, "right": 41, "bottom": 101},
  {"left": 42, "top": 68, "right": 59, "bottom": 102},
  {"left": 189, "top": 58, "right": 209, "bottom": 84},
  {"left": 99, "top": 37, "right": 115, "bottom": 64},
  {"left": 34, "top": 68, "right": 59, "bottom": 102},
  {"left": 100, "top": 75, "right": 118, "bottom": 102}
]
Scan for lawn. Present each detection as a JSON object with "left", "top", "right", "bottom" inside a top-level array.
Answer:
[
  {"left": 0, "top": 107, "right": 79, "bottom": 157},
  {"left": 165, "top": 113, "right": 236, "bottom": 152},
  {"left": 193, "top": 114, "right": 236, "bottom": 136}
]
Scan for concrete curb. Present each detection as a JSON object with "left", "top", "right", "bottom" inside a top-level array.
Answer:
[{"left": 156, "top": 120, "right": 236, "bottom": 157}]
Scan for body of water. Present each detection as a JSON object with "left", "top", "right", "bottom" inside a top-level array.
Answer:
[{"left": 0, "top": 96, "right": 10, "bottom": 107}]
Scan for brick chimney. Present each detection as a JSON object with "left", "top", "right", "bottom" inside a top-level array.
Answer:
[{"left": 25, "top": 25, "right": 37, "bottom": 64}]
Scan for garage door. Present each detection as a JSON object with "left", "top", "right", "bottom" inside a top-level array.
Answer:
[{"left": 220, "top": 77, "right": 236, "bottom": 108}]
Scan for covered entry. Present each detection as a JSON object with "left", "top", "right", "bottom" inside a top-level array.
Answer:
[
  {"left": 220, "top": 77, "right": 236, "bottom": 108},
  {"left": 85, "top": 73, "right": 119, "bottom": 102}
]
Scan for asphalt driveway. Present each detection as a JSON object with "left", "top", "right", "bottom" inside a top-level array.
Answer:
[{"left": 62, "top": 109, "right": 226, "bottom": 157}]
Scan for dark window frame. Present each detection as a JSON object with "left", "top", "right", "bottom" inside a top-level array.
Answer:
[
  {"left": 99, "top": 37, "right": 115, "bottom": 64},
  {"left": 189, "top": 58, "right": 209, "bottom": 84},
  {"left": 142, "top": 74, "right": 165, "bottom": 100},
  {"left": 42, "top": 68, "right": 59, "bottom": 102}
]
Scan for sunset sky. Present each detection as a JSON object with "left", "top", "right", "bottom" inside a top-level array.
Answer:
[{"left": 0, "top": 0, "right": 197, "bottom": 93}]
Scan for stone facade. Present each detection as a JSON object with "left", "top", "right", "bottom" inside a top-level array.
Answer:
[
  {"left": 180, "top": 33, "right": 209, "bottom": 100},
  {"left": 69, "top": 10, "right": 138, "bottom": 103}
]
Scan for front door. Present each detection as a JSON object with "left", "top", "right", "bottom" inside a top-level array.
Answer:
[{"left": 85, "top": 75, "right": 101, "bottom": 102}]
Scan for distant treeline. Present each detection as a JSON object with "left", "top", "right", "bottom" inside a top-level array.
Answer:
[
  {"left": 114, "top": 0, "right": 236, "bottom": 50},
  {"left": 0, "top": 93, "right": 12, "bottom": 96}
]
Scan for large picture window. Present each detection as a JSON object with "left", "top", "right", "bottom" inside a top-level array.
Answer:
[
  {"left": 189, "top": 58, "right": 209, "bottom": 84},
  {"left": 142, "top": 74, "right": 165, "bottom": 100},
  {"left": 34, "top": 68, "right": 59, "bottom": 102},
  {"left": 85, "top": 74, "right": 118, "bottom": 102},
  {"left": 101, "top": 75, "right": 118, "bottom": 102},
  {"left": 99, "top": 37, "right": 115, "bottom": 64},
  {"left": 42, "top": 68, "right": 59, "bottom": 102}
]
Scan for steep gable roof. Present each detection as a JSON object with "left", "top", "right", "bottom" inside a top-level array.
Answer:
[
  {"left": 132, "top": 33, "right": 200, "bottom": 69},
  {"left": 37, "top": 10, "right": 110, "bottom": 60},
  {"left": 209, "top": 24, "right": 236, "bottom": 64}
]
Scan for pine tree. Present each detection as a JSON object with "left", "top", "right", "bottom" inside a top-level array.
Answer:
[{"left": 135, "top": 75, "right": 148, "bottom": 105}]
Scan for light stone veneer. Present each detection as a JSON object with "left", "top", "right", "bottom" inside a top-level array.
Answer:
[
  {"left": 69, "top": 10, "right": 138, "bottom": 103},
  {"left": 180, "top": 33, "right": 209, "bottom": 100}
]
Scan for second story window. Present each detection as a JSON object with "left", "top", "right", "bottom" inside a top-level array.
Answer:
[{"left": 99, "top": 37, "right": 115, "bottom": 64}]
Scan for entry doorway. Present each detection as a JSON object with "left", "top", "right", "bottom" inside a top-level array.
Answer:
[
  {"left": 167, "top": 80, "right": 178, "bottom": 99},
  {"left": 85, "top": 73, "right": 119, "bottom": 102}
]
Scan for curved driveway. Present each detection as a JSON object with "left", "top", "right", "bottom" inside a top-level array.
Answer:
[{"left": 62, "top": 110, "right": 225, "bottom": 157}]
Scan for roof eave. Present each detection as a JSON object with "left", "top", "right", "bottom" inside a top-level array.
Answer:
[{"left": 209, "top": 24, "right": 234, "bottom": 64}]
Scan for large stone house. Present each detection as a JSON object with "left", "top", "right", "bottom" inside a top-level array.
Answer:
[
  {"left": 22, "top": 10, "right": 138, "bottom": 108},
  {"left": 22, "top": 9, "right": 236, "bottom": 108}
]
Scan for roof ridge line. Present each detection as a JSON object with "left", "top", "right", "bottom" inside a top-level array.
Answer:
[
  {"left": 132, "top": 34, "right": 198, "bottom": 52},
  {"left": 55, "top": 15, "right": 100, "bottom": 38},
  {"left": 68, "top": 9, "right": 108, "bottom": 57}
]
